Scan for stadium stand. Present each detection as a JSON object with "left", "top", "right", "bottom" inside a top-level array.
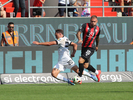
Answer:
[
  {"left": 1, "top": 0, "right": 28, "bottom": 17},
  {"left": 110, "top": 0, "right": 132, "bottom": 16},
  {"left": 1, "top": 0, "right": 132, "bottom": 17},
  {"left": 90, "top": 0, "right": 117, "bottom": 16}
]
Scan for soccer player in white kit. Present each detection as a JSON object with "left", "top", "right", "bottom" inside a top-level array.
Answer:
[{"left": 33, "top": 29, "right": 98, "bottom": 85}]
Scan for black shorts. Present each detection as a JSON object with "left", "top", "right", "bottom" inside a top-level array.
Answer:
[
  {"left": 58, "top": 3, "right": 69, "bottom": 16},
  {"left": 33, "top": 8, "right": 42, "bottom": 16},
  {"left": 81, "top": 47, "right": 95, "bottom": 63}
]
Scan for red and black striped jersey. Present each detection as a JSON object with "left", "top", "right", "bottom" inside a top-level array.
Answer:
[{"left": 79, "top": 23, "right": 100, "bottom": 48}]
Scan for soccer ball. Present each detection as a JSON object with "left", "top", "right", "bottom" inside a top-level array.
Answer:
[{"left": 73, "top": 76, "right": 82, "bottom": 84}]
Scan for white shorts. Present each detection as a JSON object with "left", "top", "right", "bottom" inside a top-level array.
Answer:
[{"left": 54, "top": 59, "right": 76, "bottom": 72}]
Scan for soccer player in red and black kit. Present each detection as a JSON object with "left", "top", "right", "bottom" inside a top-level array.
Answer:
[{"left": 76, "top": 15, "right": 101, "bottom": 82}]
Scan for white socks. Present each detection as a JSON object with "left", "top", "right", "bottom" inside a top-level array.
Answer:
[
  {"left": 95, "top": 70, "right": 98, "bottom": 75},
  {"left": 56, "top": 71, "right": 97, "bottom": 82},
  {"left": 56, "top": 74, "right": 68, "bottom": 82},
  {"left": 83, "top": 70, "right": 91, "bottom": 77}
]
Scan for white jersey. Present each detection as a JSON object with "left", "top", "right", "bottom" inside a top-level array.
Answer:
[
  {"left": 54, "top": 36, "right": 76, "bottom": 71},
  {"left": 55, "top": 36, "right": 72, "bottom": 64},
  {"left": 58, "top": 0, "right": 69, "bottom": 4}
]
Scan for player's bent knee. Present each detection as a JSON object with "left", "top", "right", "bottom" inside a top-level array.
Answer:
[
  {"left": 51, "top": 71, "right": 56, "bottom": 78},
  {"left": 78, "top": 58, "right": 85, "bottom": 63},
  {"left": 51, "top": 68, "right": 60, "bottom": 78}
]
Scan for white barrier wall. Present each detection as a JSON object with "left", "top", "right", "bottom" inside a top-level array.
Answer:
[{"left": 0, "top": 72, "right": 133, "bottom": 84}]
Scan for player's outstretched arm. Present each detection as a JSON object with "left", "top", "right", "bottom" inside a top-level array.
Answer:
[
  {"left": 33, "top": 41, "right": 57, "bottom": 46},
  {"left": 70, "top": 42, "right": 77, "bottom": 57}
]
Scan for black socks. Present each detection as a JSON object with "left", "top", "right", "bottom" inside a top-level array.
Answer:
[
  {"left": 78, "top": 63, "right": 96, "bottom": 77},
  {"left": 78, "top": 63, "right": 84, "bottom": 77},
  {"left": 86, "top": 64, "right": 96, "bottom": 73}
]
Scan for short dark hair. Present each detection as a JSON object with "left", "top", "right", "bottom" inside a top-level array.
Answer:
[
  {"left": 8, "top": 22, "right": 14, "bottom": 26},
  {"left": 91, "top": 15, "right": 97, "bottom": 19},
  {"left": 55, "top": 29, "right": 64, "bottom": 35}
]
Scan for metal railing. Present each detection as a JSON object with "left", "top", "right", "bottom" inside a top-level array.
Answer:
[
  {"left": 0, "top": 0, "right": 12, "bottom": 8},
  {"left": 28, "top": 0, "right": 133, "bottom": 18}
]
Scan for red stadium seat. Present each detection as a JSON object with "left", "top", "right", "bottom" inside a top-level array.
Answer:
[
  {"left": 90, "top": 0, "right": 117, "bottom": 17},
  {"left": 1, "top": 0, "right": 28, "bottom": 18}
]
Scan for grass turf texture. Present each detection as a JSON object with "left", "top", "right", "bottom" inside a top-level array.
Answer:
[{"left": 0, "top": 82, "right": 133, "bottom": 100}]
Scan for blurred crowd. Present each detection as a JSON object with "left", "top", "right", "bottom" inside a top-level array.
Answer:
[
  {"left": 0, "top": 0, "right": 133, "bottom": 18},
  {"left": 111, "top": 0, "right": 133, "bottom": 16}
]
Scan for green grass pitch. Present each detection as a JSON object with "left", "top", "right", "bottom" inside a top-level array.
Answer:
[{"left": 0, "top": 82, "right": 133, "bottom": 100}]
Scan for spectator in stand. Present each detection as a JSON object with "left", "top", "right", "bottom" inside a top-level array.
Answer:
[
  {"left": 81, "top": 0, "right": 90, "bottom": 17},
  {"left": 0, "top": 2, "right": 6, "bottom": 18},
  {"left": 58, "top": 0, "right": 70, "bottom": 17},
  {"left": 117, "top": 0, "right": 131, "bottom": 16},
  {"left": 129, "top": 0, "right": 133, "bottom": 16},
  {"left": 33, "top": 0, "right": 46, "bottom": 17},
  {"left": 13, "top": 0, "right": 26, "bottom": 17},
  {"left": 69, "top": 0, "right": 80, "bottom": 17}
]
